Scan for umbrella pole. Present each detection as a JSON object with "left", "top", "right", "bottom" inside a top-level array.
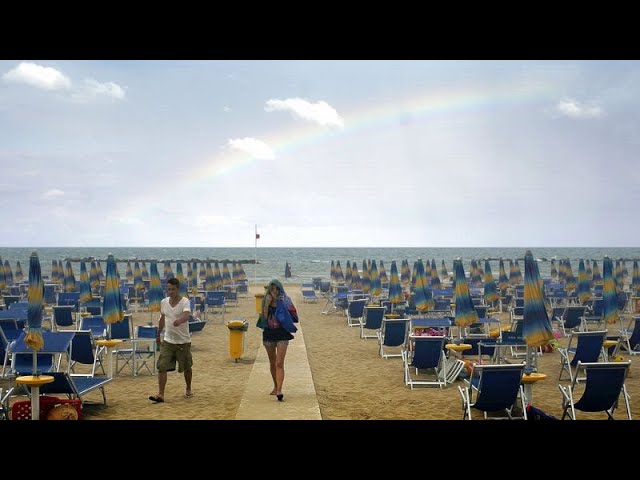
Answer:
[{"left": 32, "top": 351, "right": 37, "bottom": 376}]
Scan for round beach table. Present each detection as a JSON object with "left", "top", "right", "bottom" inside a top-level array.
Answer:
[
  {"left": 521, "top": 372, "right": 547, "bottom": 406},
  {"left": 96, "top": 339, "right": 123, "bottom": 378},
  {"left": 444, "top": 344, "right": 472, "bottom": 384},
  {"left": 16, "top": 375, "right": 54, "bottom": 420},
  {"left": 602, "top": 340, "right": 619, "bottom": 360}
]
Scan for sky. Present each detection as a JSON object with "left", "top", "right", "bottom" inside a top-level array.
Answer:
[{"left": 0, "top": 60, "right": 639, "bottom": 248}]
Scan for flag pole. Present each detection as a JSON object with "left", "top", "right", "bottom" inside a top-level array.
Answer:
[{"left": 254, "top": 224, "right": 258, "bottom": 288}]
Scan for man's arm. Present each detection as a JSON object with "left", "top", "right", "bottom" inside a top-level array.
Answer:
[
  {"left": 157, "top": 314, "right": 165, "bottom": 343},
  {"left": 173, "top": 302, "right": 192, "bottom": 326}
]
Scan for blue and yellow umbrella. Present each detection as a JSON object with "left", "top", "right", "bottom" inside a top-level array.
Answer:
[
  {"left": 514, "top": 259, "right": 523, "bottom": 284},
  {"left": 213, "top": 261, "right": 223, "bottom": 289},
  {"left": 454, "top": 259, "right": 478, "bottom": 329},
  {"left": 222, "top": 262, "right": 232, "bottom": 287},
  {"left": 603, "top": 256, "right": 620, "bottom": 325},
  {"left": 79, "top": 261, "right": 93, "bottom": 304},
  {"left": 96, "top": 261, "right": 105, "bottom": 284},
  {"left": 330, "top": 260, "right": 336, "bottom": 283},
  {"left": 175, "top": 262, "right": 187, "bottom": 295},
  {"left": 205, "top": 262, "right": 215, "bottom": 291},
  {"left": 163, "top": 261, "right": 173, "bottom": 280},
  {"left": 379, "top": 260, "right": 388, "bottom": 285},
  {"left": 90, "top": 260, "right": 100, "bottom": 294},
  {"left": 237, "top": 263, "right": 247, "bottom": 282},
  {"left": 102, "top": 254, "right": 124, "bottom": 331},
  {"left": 125, "top": 261, "right": 134, "bottom": 283},
  {"left": 199, "top": 262, "right": 206, "bottom": 282},
  {"left": 335, "top": 261, "right": 344, "bottom": 284},
  {"left": 134, "top": 261, "right": 146, "bottom": 298},
  {"left": 577, "top": 259, "right": 591, "bottom": 304},
  {"left": 388, "top": 260, "right": 404, "bottom": 306},
  {"left": 15, "top": 260, "right": 24, "bottom": 283},
  {"left": 64, "top": 260, "right": 76, "bottom": 292},
  {"left": 148, "top": 261, "right": 163, "bottom": 314},
  {"left": 592, "top": 260, "right": 602, "bottom": 284},
  {"left": 190, "top": 261, "right": 199, "bottom": 295},
  {"left": 615, "top": 260, "right": 624, "bottom": 290},
  {"left": 550, "top": 258, "right": 558, "bottom": 280},
  {"left": 440, "top": 260, "right": 449, "bottom": 282},
  {"left": 483, "top": 260, "right": 499, "bottom": 304},
  {"left": 585, "top": 260, "right": 593, "bottom": 288},
  {"left": 350, "top": 261, "right": 361, "bottom": 290},
  {"left": 0, "top": 257, "right": 6, "bottom": 292},
  {"left": 400, "top": 260, "right": 410, "bottom": 288},
  {"left": 523, "top": 250, "right": 553, "bottom": 348},
  {"left": 369, "top": 260, "right": 381, "bottom": 297},
  {"left": 25, "top": 251, "right": 45, "bottom": 351},
  {"left": 413, "top": 259, "right": 434, "bottom": 312},
  {"left": 141, "top": 261, "right": 149, "bottom": 281},
  {"left": 470, "top": 260, "right": 483, "bottom": 288},
  {"left": 361, "top": 259, "right": 370, "bottom": 294},
  {"left": 4, "top": 260, "right": 14, "bottom": 285},
  {"left": 564, "top": 259, "right": 577, "bottom": 292},
  {"left": 632, "top": 260, "right": 640, "bottom": 296},
  {"left": 345, "top": 260, "right": 352, "bottom": 286},
  {"left": 498, "top": 259, "right": 509, "bottom": 293}
]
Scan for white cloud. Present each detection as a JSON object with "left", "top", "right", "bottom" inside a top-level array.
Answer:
[
  {"left": 227, "top": 137, "right": 276, "bottom": 160},
  {"left": 107, "top": 215, "right": 142, "bottom": 225},
  {"left": 265, "top": 98, "right": 344, "bottom": 128},
  {"left": 2, "top": 62, "right": 71, "bottom": 90},
  {"left": 556, "top": 99, "right": 603, "bottom": 118},
  {"left": 223, "top": 106, "right": 231, "bottom": 112},
  {"left": 71, "top": 78, "right": 126, "bottom": 103},
  {"left": 42, "top": 189, "right": 65, "bottom": 199}
]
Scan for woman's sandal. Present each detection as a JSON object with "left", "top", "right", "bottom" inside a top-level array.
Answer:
[{"left": 148, "top": 395, "right": 164, "bottom": 403}]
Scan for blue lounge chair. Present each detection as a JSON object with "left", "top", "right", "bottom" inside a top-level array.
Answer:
[
  {"left": 37, "top": 371, "right": 112, "bottom": 405},
  {"left": 458, "top": 363, "right": 527, "bottom": 420},
  {"left": 360, "top": 306, "right": 385, "bottom": 339},
  {"left": 80, "top": 316, "right": 107, "bottom": 339},
  {"left": 402, "top": 335, "right": 447, "bottom": 389},
  {"left": 377, "top": 317, "right": 409, "bottom": 359},
  {"left": 188, "top": 317, "right": 207, "bottom": 334},
  {"left": 558, "top": 330, "right": 606, "bottom": 383},
  {"left": 115, "top": 325, "right": 158, "bottom": 376},
  {"left": 617, "top": 315, "right": 640, "bottom": 356},
  {"left": 557, "top": 305, "right": 587, "bottom": 336},
  {"left": 6, "top": 331, "right": 75, "bottom": 376},
  {"left": 52, "top": 305, "right": 76, "bottom": 330},
  {"left": 69, "top": 330, "right": 105, "bottom": 377},
  {"left": 559, "top": 361, "right": 632, "bottom": 420},
  {"left": 345, "top": 299, "right": 367, "bottom": 327}
]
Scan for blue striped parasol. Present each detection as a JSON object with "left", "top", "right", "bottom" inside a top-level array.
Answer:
[
  {"left": 592, "top": 260, "right": 602, "bottom": 284},
  {"left": 379, "top": 260, "right": 388, "bottom": 285},
  {"left": 148, "top": 261, "right": 163, "bottom": 314},
  {"left": 176, "top": 262, "right": 187, "bottom": 295},
  {"left": 602, "top": 256, "right": 620, "bottom": 325},
  {"left": 361, "top": 259, "right": 370, "bottom": 294},
  {"left": 453, "top": 259, "right": 478, "bottom": 329},
  {"left": 134, "top": 261, "right": 147, "bottom": 298},
  {"left": 125, "top": 261, "right": 134, "bottom": 283},
  {"left": 577, "top": 259, "right": 591, "bottom": 304},
  {"left": 335, "top": 261, "right": 344, "bottom": 284},
  {"left": 213, "top": 261, "right": 223, "bottom": 289},
  {"left": 440, "top": 260, "right": 449, "bottom": 282},
  {"left": 369, "top": 259, "right": 381, "bottom": 297},
  {"left": 523, "top": 250, "right": 553, "bottom": 348},
  {"left": 632, "top": 260, "right": 640, "bottom": 296},
  {"left": 102, "top": 254, "right": 124, "bottom": 333},
  {"left": 15, "top": 261, "right": 24, "bottom": 283},
  {"left": 388, "top": 260, "right": 404, "bottom": 306},
  {"left": 79, "top": 261, "right": 93, "bottom": 304},
  {"left": 25, "top": 251, "right": 45, "bottom": 351},
  {"left": 413, "top": 259, "right": 433, "bottom": 312},
  {"left": 483, "top": 260, "right": 499, "bottom": 304},
  {"left": 90, "top": 260, "right": 100, "bottom": 294},
  {"left": 64, "top": 260, "right": 76, "bottom": 292},
  {"left": 141, "top": 261, "right": 149, "bottom": 281},
  {"left": 4, "top": 260, "right": 13, "bottom": 285},
  {"left": 205, "top": 262, "right": 215, "bottom": 291},
  {"left": 430, "top": 259, "right": 441, "bottom": 289},
  {"left": 345, "top": 261, "right": 352, "bottom": 286},
  {"left": 498, "top": 259, "right": 509, "bottom": 293}
]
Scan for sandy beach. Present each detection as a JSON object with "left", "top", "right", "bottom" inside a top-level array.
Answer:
[{"left": 4, "top": 283, "right": 639, "bottom": 420}]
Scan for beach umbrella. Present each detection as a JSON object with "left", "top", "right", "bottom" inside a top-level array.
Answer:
[
  {"left": 622, "top": 260, "right": 629, "bottom": 279},
  {"left": 615, "top": 260, "right": 624, "bottom": 290},
  {"left": 187, "top": 262, "right": 193, "bottom": 286},
  {"left": 361, "top": 259, "right": 370, "bottom": 294},
  {"left": 148, "top": 261, "right": 164, "bottom": 320},
  {"left": 523, "top": 250, "right": 553, "bottom": 373},
  {"left": 400, "top": 260, "right": 410, "bottom": 288},
  {"left": 483, "top": 260, "right": 499, "bottom": 304},
  {"left": 175, "top": 261, "right": 187, "bottom": 296},
  {"left": 25, "top": 251, "right": 45, "bottom": 352},
  {"left": 413, "top": 259, "right": 433, "bottom": 312},
  {"left": 550, "top": 259, "right": 558, "bottom": 280},
  {"left": 350, "top": 261, "right": 361, "bottom": 290},
  {"left": 125, "top": 261, "right": 134, "bottom": 283},
  {"left": 514, "top": 259, "right": 523, "bottom": 284},
  {"left": 453, "top": 259, "right": 478, "bottom": 332},
  {"left": 50, "top": 259, "right": 58, "bottom": 285},
  {"left": 96, "top": 261, "right": 105, "bottom": 284},
  {"left": 564, "top": 259, "right": 577, "bottom": 292},
  {"left": 592, "top": 260, "right": 602, "bottom": 284},
  {"left": 388, "top": 260, "right": 404, "bottom": 307},
  {"left": 141, "top": 261, "right": 149, "bottom": 281},
  {"left": 285, "top": 261, "right": 292, "bottom": 279},
  {"left": 410, "top": 261, "right": 417, "bottom": 288},
  {"left": 425, "top": 259, "right": 432, "bottom": 280},
  {"left": 15, "top": 260, "right": 24, "bottom": 283},
  {"left": 134, "top": 261, "right": 146, "bottom": 298},
  {"left": 213, "top": 261, "right": 223, "bottom": 289},
  {"left": 508, "top": 259, "right": 518, "bottom": 285},
  {"left": 199, "top": 262, "right": 206, "bottom": 283},
  {"left": 90, "top": 261, "right": 100, "bottom": 294},
  {"left": 330, "top": 260, "right": 336, "bottom": 283},
  {"left": 237, "top": 263, "right": 247, "bottom": 282},
  {"left": 102, "top": 254, "right": 124, "bottom": 335},
  {"left": 190, "top": 261, "right": 199, "bottom": 295},
  {"left": 4, "top": 260, "right": 14, "bottom": 285},
  {"left": 334, "top": 261, "right": 343, "bottom": 283},
  {"left": 163, "top": 261, "right": 174, "bottom": 280},
  {"left": 440, "top": 260, "right": 449, "bottom": 282},
  {"left": 64, "top": 260, "right": 76, "bottom": 292},
  {"left": 370, "top": 260, "right": 381, "bottom": 297},
  {"left": 470, "top": 260, "right": 483, "bottom": 288},
  {"left": 231, "top": 261, "right": 239, "bottom": 283},
  {"left": 602, "top": 256, "right": 620, "bottom": 326},
  {"left": 632, "top": 260, "right": 640, "bottom": 296},
  {"left": 79, "top": 261, "right": 93, "bottom": 304},
  {"left": 0, "top": 257, "right": 6, "bottom": 292},
  {"left": 205, "top": 262, "right": 215, "bottom": 291},
  {"left": 222, "top": 262, "right": 232, "bottom": 287},
  {"left": 585, "top": 260, "right": 593, "bottom": 288},
  {"left": 498, "top": 259, "right": 509, "bottom": 293},
  {"left": 379, "top": 260, "right": 388, "bottom": 285},
  {"left": 430, "top": 259, "right": 441, "bottom": 289},
  {"left": 345, "top": 260, "right": 352, "bottom": 286},
  {"left": 58, "top": 259, "right": 66, "bottom": 285},
  {"left": 577, "top": 259, "right": 591, "bottom": 304}
]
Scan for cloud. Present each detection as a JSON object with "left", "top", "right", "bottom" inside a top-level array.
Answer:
[
  {"left": 2, "top": 62, "right": 71, "bottom": 90},
  {"left": 227, "top": 137, "right": 276, "bottom": 160},
  {"left": 42, "top": 189, "right": 65, "bottom": 199},
  {"left": 265, "top": 98, "right": 344, "bottom": 128},
  {"left": 556, "top": 99, "right": 603, "bottom": 118},
  {"left": 71, "top": 78, "right": 126, "bottom": 103},
  {"left": 223, "top": 106, "right": 231, "bottom": 112}
]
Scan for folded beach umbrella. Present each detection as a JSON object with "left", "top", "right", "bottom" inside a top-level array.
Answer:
[
  {"left": 350, "top": 261, "right": 361, "bottom": 290},
  {"left": 0, "top": 258, "right": 7, "bottom": 291},
  {"left": 632, "top": 260, "right": 640, "bottom": 296},
  {"left": 134, "top": 261, "right": 147, "bottom": 297},
  {"left": 50, "top": 260, "right": 58, "bottom": 285},
  {"left": 410, "top": 261, "right": 417, "bottom": 289},
  {"left": 615, "top": 260, "right": 624, "bottom": 290},
  {"left": 514, "top": 259, "right": 523, "bottom": 284},
  {"left": 103, "top": 254, "right": 124, "bottom": 333},
  {"left": 205, "top": 262, "right": 215, "bottom": 291},
  {"left": 498, "top": 258, "right": 509, "bottom": 293},
  {"left": 148, "top": 261, "right": 164, "bottom": 320},
  {"left": 483, "top": 260, "right": 499, "bottom": 304},
  {"left": 25, "top": 251, "right": 45, "bottom": 351},
  {"left": 603, "top": 256, "right": 620, "bottom": 325},
  {"left": 550, "top": 258, "right": 558, "bottom": 280},
  {"left": 190, "top": 261, "right": 199, "bottom": 294},
  {"left": 199, "top": 262, "right": 206, "bottom": 282},
  {"left": 141, "top": 261, "right": 149, "bottom": 281},
  {"left": 330, "top": 260, "right": 336, "bottom": 283},
  {"left": 470, "top": 260, "right": 483, "bottom": 288},
  {"left": 15, "top": 260, "right": 24, "bottom": 283},
  {"left": 425, "top": 259, "right": 432, "bottom": 280},
  {"left": 523, "top": 250, "right": 553, "bottom": 370},
  {"left": 592, "top": 260, "right": 602, "bottom": 284},
  {"left": 187, "top": 262, "right": 193, "bottom": 285},
  {"left": 577, "top": 259, "right": 591, "bottom": 304},
  {"left": 453, "top": 259, "right": 478, "bottom": 330},
  {"left": 213, "top": 261, "right": 223, "bottom": 289},
  {"left": 4, "top": 260, "right": 13, "bottom": 285},
  {"left": 379, "top": 260, "right": 388, "bottom": 285},
  {"left": 64, "top": 260, "right": 76, "bottom": 292},
  {"left": 430, "top": 259, "right": 441, "bottom": 289},
  {"left": 564, "top": 259, "right": 577, "bottom": 292},
  {"left": 96, "top": 260, "right": 105, "bottom": 284},
  {"left": 413, "top": 259, "right": 433, "bottom": 312},
  {"left": 79, "top": 261, "right": 93, "bottom": 304},
  {"left": 175, "top": 261, "right": 187, "bottom": 295},
  {"left": 400, "top": 260, "right": 410, "bottom": 288},
  {"left": 232, "top": 261, "right": 241, "bottom": 283},
  {"left": 369, "top": 260, "right": 381, "bottom": 297},
  {"left": 125, "top": 261, "right": 134, "bottom": 283},
  {"left": 89, "top": 261, "right": 100, "bottom": 295},
  {"left": 58, "top": 259, "right": 66, "bottom": 285},
  {"left": 284, "top": 261, "right": 292, "bottom": 279},
  {"left": 222, "top": 262, "right": 232, "bottom": 286},
  {"left": 237, "top": 262, "right": 247, "bottom": 282},
  {"left": 334, "top": 261, "right": 344, "bottom": 283},
  {"left": 585, "top": 260, "right": 593, "bottom": 288},
  {"left": 345, "top": 260, "right": 352, "bottom": 286},
  {"left": 388, "top": 260, "right": 404, "bottom": 306},
  {"left": 508, "top": 259, "right": 518, "bottom": 285},
  {"left": 361, "top": 259, "right": 370, "bottom": 294},
  {"left": 440, "top": 260, "right": 449, "bottom": 282},
  {"left": 622, "top": 260, "right": 629, "bottom": 282}
]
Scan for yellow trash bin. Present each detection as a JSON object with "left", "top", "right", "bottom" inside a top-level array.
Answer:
[
  {"left": 255, "top": 293, "right": 265, "bottom": 314},
  {"left": 227, "top": 318, "right": 249, "bottom": 362}
]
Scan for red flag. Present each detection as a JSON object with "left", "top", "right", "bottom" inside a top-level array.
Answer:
[{"left": 256, "top": 233, "right": 260, "bottom": 239}]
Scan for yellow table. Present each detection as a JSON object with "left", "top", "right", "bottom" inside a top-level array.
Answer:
[
  {"left": 96, "top": 339, "right": 123, "bottom": 378},
  {"left": 521, "top": 372, "right": 547, "bottom": 405},
  {"left": 16, "top": 375, "right": 54, "bottom": 420},
  {"left": 602, "top": 340, "right": 619, "bottom": 360},
  {"left": 384, "top": 313, "right": 401, "bottom": 319},
  {"left": 255, "top": 293, "right": 265, "bottom": 314},
  {"left": 444, "top": 344, "right": 471, "bottom": 384},
  {"left": 446, "top": 343, "right": 472, "bottom": 354}
]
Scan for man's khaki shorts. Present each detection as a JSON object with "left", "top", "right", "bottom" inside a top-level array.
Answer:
[{"left": 157, "top": 341, "right": 193, "bottom": 373}]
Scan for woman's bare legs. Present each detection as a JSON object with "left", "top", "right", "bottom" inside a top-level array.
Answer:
[
  {"left": 264, "top": 342, "right": 278, "bottom": 394},
  {"left": 275, "top": 341, "right": 288, "bottom": 399}
]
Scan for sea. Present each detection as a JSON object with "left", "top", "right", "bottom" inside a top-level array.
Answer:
[{"left": 1, "top": 247, "right": 639, "bottom": 284}]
